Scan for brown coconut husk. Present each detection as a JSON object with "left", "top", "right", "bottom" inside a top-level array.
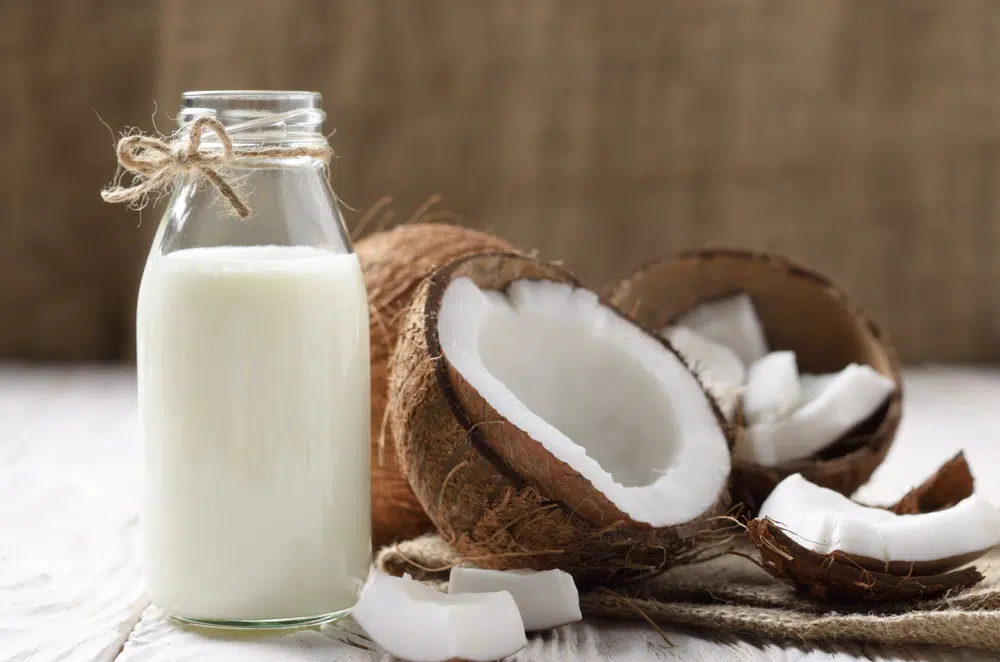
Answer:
[
  {"left": 356, "top": 218, "right": 516, "bottom": 549},
  {"left": 388, "top": 252, "right": 734, "bottom": 584},
  {"left": 605, "top": 249, "right": 902, "bottom": 512},
  {"left": 746, "top": 518, "right": 984, "bottom": 602}
]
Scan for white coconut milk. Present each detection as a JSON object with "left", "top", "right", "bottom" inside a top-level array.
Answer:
[{"left": 136, "top": 245, "right": 370, "bottom": 622}]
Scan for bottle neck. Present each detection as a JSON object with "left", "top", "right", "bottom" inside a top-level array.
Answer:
[{"left": 178, "top": 91, "right": 329, "bottom": 153}]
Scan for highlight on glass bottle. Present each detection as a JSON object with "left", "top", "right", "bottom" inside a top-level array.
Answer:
[{"left": 130, "top": 91, "right": 371, "bottom": 628}]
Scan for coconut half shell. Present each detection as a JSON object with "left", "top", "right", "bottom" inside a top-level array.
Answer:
[
  {"left": 605, "top": 249, "right": 902, "bottom": 511},
  {"left": 357, "top": 224, "right": 515, "bottom": 549},
  {"left": 388, "top": 252, "right": 733, "bottom": 582},
  {"left": 746, "top": 518, "right": 984, "bottom": 602}
]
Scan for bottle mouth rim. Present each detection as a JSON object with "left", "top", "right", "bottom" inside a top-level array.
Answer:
[
  {"left": 182, "top": 90, "right": 322, "bottom": 104},
  {"left": 178, "top": 91, "right": 326, "bottom": 139}
]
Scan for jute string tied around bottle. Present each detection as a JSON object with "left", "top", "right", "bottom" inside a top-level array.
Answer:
[{"left": 101, "top": 113, "right": 333, "bottom": 219}]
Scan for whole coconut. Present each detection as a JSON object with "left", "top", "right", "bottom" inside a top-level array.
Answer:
[{"left": 357, "top": 223, "right": 515, "bottom": 549}]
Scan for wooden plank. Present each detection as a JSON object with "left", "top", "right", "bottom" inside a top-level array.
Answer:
[
  {"left": 4, "top": 363, "right": 1000, "bottom": 660},
  {"left": 0, "top": 366, "right": 148, "bottom": 661},
  {"left": 116, "top": 606, "right": 367, "bottom": 661}
]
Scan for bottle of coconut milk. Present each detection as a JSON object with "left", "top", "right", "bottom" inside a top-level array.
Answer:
[{"left": 135, "top": 91, "right": 370, "bottom": 628}]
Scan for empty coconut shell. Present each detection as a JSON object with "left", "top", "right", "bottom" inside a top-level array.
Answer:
[
  {"left": 388, "top": 252, "right": 733, "bottom": 583},
  {"left": 746, "top": 518, "right": 984, "bottom": 602},
  {"left": 357, "top": 223, "right": 515, "bottom": 549},
  {"left": 605, "top": 249, "right": 902, "bottom": 511}
]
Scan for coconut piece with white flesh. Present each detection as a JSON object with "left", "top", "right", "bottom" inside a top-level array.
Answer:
[
  {"left": 747, "top": 517, "right": 985, "bottom": 602},
  {"left": 353, "top": 572, "right": 527, "bottom": 661},
  {"left": 664, "top": 326, "right": 745, "bottom": 421},
  {"left": 749, "top": 471, "right": 1000, "bottom": 600},
  {"left": 736, "top": 364, "right": 895, "bottom": 467},
  {"left": 389, "top": 253, "right": 733, "bottom": 581},
  {"left": 448, "top": 566, "right": 582, "bottom": 631},
  {"left": 741, "top": 351, "right": 800, "bottom": 425},
  {"left": 674, "top": 293, "right": 769, "bottom": 366},
  {"left": 759, "top": 473, "right": 1000, "bottom": 573}
]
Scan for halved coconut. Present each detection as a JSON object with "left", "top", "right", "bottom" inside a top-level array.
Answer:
[
  {"left": 748, "top": 471, "right": 1000, "bottom": 600},
  {"left": 357, "top": 223, "right": 516, "bottom": 548},
  {"left": 389, "top": 253, "right": 733, "bottom": 582},
  {"left": 605, "top": 249, "right": 902, "bottom": 511},
  {"left": 449, "top": 566, "right": 582, "bottom": 631},
  {"left": 353, "top": 572, "right": 527, "bottom": 661}
]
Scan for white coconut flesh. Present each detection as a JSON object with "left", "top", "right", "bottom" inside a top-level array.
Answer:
[
  {"left": 675, "top": 293, "right": 769, "bottom": 366},
  {"left": 664, "top": 326, "right": 745, "bottom": 421},
  {"left": 352, "top": 573, "right": 527, "bottom": 662},
  {"left": 760, "top": 474, "right": 1000, "bottom": 564},
  {"left": 799, "top": 372, "right": 840, "bottom": 402},
  {"left": 742, "top": 351, "right": 801, "bottom": 425},
  {"left": 449, "top": 566, "right": 582, "bottom": 631},
  {"left": 737, "top": 364, "right": 895, "bottom": 466},
  {"left": 437, "top": 277, "right": 731, "bottom": 527}
]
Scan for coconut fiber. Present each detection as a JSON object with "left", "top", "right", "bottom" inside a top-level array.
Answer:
[{"left": 377, "top": 535, "right": 1000, "bottom": 651}]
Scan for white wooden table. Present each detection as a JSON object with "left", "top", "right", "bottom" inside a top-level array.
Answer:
[{"left": 3, "top": 363, "right": 999, "bottom": 661}]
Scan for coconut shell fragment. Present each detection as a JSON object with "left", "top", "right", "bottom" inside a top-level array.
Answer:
[
  {"left": 605, "top": 249, "right": 903, "bottom": 511},
  {"left": 356, "top": 223, "right": 516, "bottom": 549},
  {"left": 746, "top": 518, "right": 984, "bottom": 602},
  {"left": 891, "top": 452, "right": 973, "bottom": 516},
  {"left": 388, "top": 252, "right": 733, "bottom": 583}
]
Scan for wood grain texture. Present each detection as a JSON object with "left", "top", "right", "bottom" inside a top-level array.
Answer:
[
  {"left": 153, "top": 0, "right": 1000, "bottom": 363},
  {"left": 0, "top": 367, "right": 148, "bottom": 661},
  {"left": 5, "top": 363, "right": 1000, "bottom": 659},
  {"left": 3, "top": 1, "right": 1000, "bottom": 361},
  {"left": 0, "top": 1, "right": 158, "bottom": 360},
  {"left": 116, "top": 606, "right": 367, "bottom": 661},
  {"left": 115, "top": 606, "right": 1000, "bottom": 662}
]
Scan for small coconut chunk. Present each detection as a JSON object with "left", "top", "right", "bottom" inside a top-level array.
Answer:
[
  {"left": 448, "top": 566, "right": 582, "bottom": 631},
  {"left": 742, "top": 351, "right": 801, "bottom": 425},
  {"left": 353, "top": 573, "right": 526, "bottom": 662},
  {"left": 759, "top": 474, "right": 1000, "bottom": 567},
  {"left": 675, "top": 293, "right": 768, "bottom": 366},
  {"left": 797, "top": 372, "right": 839, "bottom": 403},
  {"left": 735, "top": 364, "right": 894, "bottom": 466},
  {"left": 437, "top": 277, "right": 730, "bottom": 528},
  {"left": 664, "top": 326, "right": 745, "bottom": 421}
]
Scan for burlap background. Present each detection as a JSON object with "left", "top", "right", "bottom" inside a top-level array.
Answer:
[
  {"left": 378, "top": 534, "right": 1000, "bottom": 651},
  {"left": 4, "top": 1, "right": 1000, "bottom": 361}
]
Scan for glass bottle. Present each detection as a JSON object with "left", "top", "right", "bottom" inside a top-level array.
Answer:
[{"left": 136, "top": 91, "right": 371, "bottom": 628}]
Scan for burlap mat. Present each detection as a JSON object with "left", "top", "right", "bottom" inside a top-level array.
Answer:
[{"left": 377, "top": 535, "right": 1000, "bottom": 651}]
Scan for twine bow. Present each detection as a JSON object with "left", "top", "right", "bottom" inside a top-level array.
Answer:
[{"left": 101, "top": 115, "right": 333, "bottom": 219}]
